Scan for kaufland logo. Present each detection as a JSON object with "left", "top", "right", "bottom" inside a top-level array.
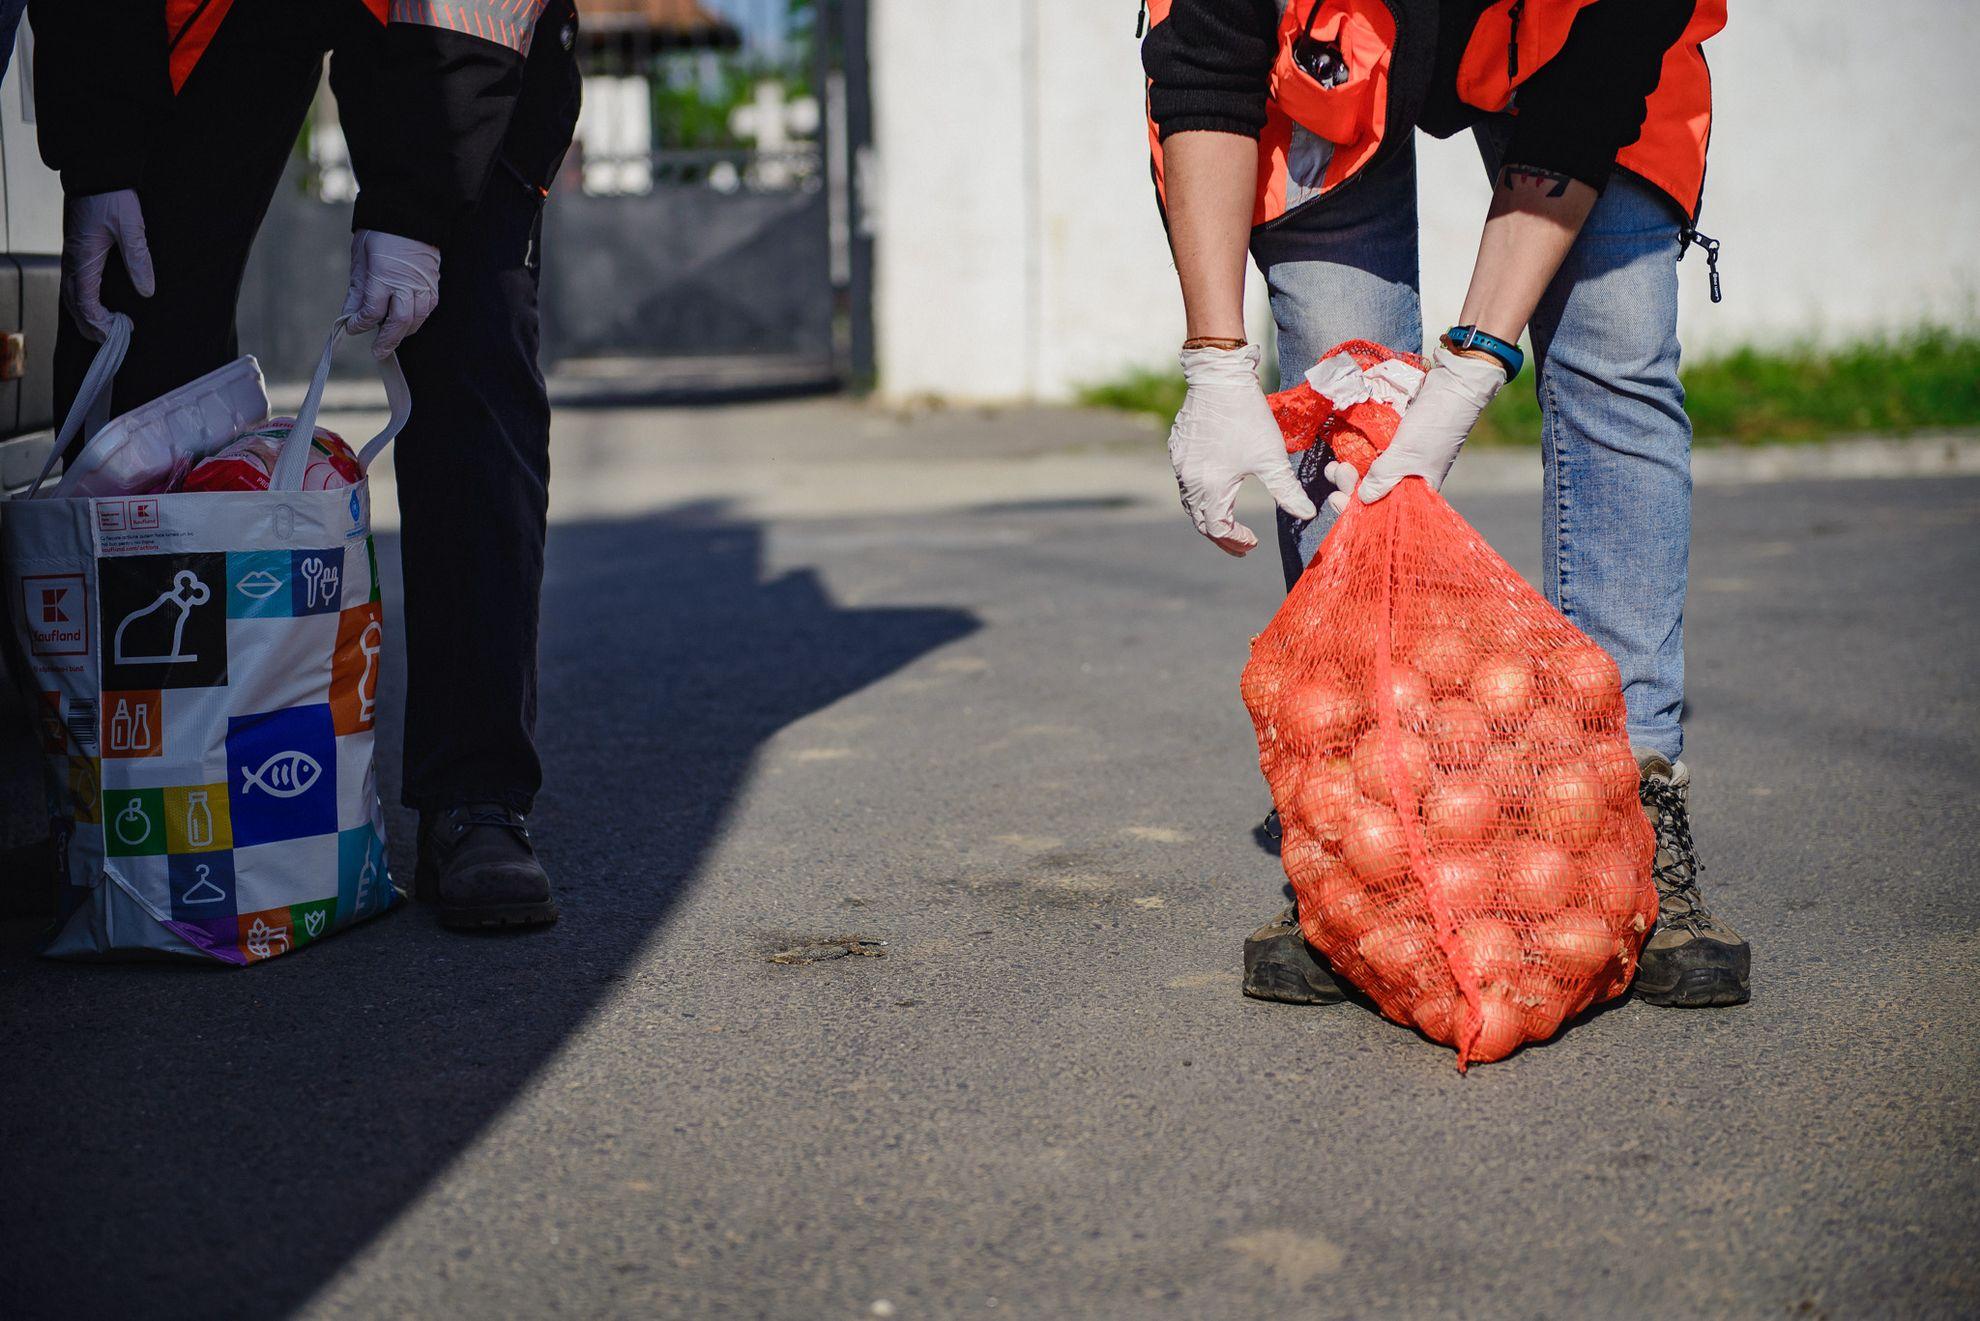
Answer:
[{"left": 23, "top": 575, "right": 88, "bottom": 656}]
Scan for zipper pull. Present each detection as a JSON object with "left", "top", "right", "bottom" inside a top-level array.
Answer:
[
  {"left": 1507, "top": 0, "right": 1524, "bottom": 81},
  {"left": 1679, "top": 226, "right": 1724, "bottom": 303},
  {"left": 1136, "top": 0, "right": 1148, "bottom": 36}
]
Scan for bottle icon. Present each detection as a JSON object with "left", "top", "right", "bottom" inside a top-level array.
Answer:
[
  {"left": 185, "top": 790, "right": 213, "bottom": 849},
  {"left": 357, "top": 619, "right": 384, "bottom": 724},
  {"left": 108, "top": 697, "right": 154, "bottom": 753},
  {"left": 356, "top": 853, "right": 377, "bottom": 914}
]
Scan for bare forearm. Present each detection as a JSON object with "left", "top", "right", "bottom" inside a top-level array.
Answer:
[
  {"left": 1163, "top": 130, "right": 1258, "bottom": 342},
  {"left": 1456, "top": 165, "right": 1598, "bottom": 342}
]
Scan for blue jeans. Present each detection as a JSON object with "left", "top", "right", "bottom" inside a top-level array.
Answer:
[{"left": 1249, "top": 127, "right": 1692, "bottom": 760}]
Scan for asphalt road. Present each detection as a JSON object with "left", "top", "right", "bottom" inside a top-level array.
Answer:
[{"left": 2, "top": 403, "right": 1976, "bottom": 1319}]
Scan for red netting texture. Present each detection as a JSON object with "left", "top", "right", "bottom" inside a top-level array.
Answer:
[{"left": 1246, "top": 341, "right": 1657, "bottom": 1067}]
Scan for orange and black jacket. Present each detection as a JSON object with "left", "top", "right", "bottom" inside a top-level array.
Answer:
[
  {"left": 1144, "top": 0, "right": 1719, "bottom": 228},
  {"left": 31, "top": 0, "right": 573, "bottom": 247}
]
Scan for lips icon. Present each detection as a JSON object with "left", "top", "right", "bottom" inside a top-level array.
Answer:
[{"left": 236, "top": 569, "right": 284, "bottom": 601}]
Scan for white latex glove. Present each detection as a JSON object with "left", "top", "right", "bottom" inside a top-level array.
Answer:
[
  {"left": 62, "top": 190, "right": 155, "bottom": 342},
  {"left": 1168, "top": 343, "right": 1318, "bottom": 556},
  {"left": 1323, "top": 341, "right": 1508, "bottom": 514},
  {"left": 342, "top": 229, "right": 442, "bottom": 358}
]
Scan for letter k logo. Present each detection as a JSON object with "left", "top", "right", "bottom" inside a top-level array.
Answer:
[{"left": 41, "top": 589, "right": 68, "bottom": 624}]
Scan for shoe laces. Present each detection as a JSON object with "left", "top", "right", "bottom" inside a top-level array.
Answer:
[
  {"left": 448, "top": 805, "right": 531, "bottom": 841},
  {"left": 1639, "top": 776, "right": 1711, "bottom": 933}
]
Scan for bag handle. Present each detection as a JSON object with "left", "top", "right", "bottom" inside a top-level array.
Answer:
[
  {"left": 25, "top": 312, "right": 133, "bottom": 498},
  {"left": 270, "top": 315, "right": 412, "bottom": 491}
]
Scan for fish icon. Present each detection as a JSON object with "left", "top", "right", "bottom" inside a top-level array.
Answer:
[
  {"left": 239, "top": 750, "right": 323, "bottom": 798},
  {"left": 235, "top": 569, "right": 284, "bottom": 601}
]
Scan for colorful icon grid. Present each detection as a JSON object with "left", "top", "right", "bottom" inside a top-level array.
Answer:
[{"left": 39, "top": 528, "right": 398, "bottom": 962}]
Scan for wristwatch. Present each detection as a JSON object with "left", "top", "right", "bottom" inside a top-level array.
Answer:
[{"left": 1444, "top": 325, "right": 1524, "bottom": 381}]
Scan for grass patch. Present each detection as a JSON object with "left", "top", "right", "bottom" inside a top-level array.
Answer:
[
  {"left": 1079, "top": 368, "right": 1189, "bottom": 423},
  {"left": 1080, "top": 330, "right": 1980, "bottom": 446}
]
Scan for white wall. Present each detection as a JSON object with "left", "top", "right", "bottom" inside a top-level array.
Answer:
[
  {"left": 868, "top": 2, "right": 1029, "bottom": 401},
  {"left": 869, "top": 1, "right": 1256, "bottom": 402},
  {"left": 870, "top": 0, "right": 1980, "bottom": 402}
]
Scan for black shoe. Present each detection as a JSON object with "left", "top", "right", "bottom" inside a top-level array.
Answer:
[
  {"left": 1242, "top": 904, "right": 1346, "bottom": 1005},
  {"left": 416, "top": 804, "right": 559, "bottom": 930},
  {"left": 1633, "top": 756, "right": 1750, "bottom": 1007}
]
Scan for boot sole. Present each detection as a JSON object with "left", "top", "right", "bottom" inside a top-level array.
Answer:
[
  {"left": 1634, "top": 966, "right": 1749, "bottom": 1007},
  {"left": 416, "top": 860, "right": 559, "bottom": 930},
  {"left": 1242, "top": 929, "right": 1347, "bottom": 1006},
  {"left": 434, "top": 900, "right": 559, "bottom": 931},
  {"left": 1633, "top": 937, "right": 1751, "bottom": 1007}
]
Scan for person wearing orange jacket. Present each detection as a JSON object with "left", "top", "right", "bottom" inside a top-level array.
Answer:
[
  {"left": 34, "top": 0, "right": 580, "bottom": 928},
  {"left": 1143, "top": 0, "right": 1749, "bottom": 1008}
]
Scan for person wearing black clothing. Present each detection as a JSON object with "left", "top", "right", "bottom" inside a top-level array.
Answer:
[
  {"left": 34, "top": 0, "right": 581, "bottom": 928},
  {"left": 1143, "top": 0, "right": 1750, "bottom": 1009}
]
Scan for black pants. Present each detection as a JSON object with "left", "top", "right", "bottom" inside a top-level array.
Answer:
[{"left": 54, "top": 0, "right": 574, "bottom": 813}]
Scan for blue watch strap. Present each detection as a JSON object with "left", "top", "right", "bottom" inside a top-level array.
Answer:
[{"left": 1445, "top": 325, "right": 1524, "bottom": 381}]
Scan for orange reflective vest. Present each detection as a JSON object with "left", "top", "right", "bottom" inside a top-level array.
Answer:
[
  {"left": 165, "top": 1, "right": 393, "bottom": 92},
  {"left": 1145, "top": 0, "right": 1724, "bottom": 228},
  {"left": 165, "top": 0, "right": 238, "bottom": 92}
]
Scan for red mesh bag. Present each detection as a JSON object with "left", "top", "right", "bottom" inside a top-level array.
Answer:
[{"left": 1246, "top": 341, "right": 1657, "bottom": 1068}]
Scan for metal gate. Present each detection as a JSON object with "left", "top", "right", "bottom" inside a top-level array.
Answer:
[{"left": 238, "top": 0, "right": 871, "bottom": 393}]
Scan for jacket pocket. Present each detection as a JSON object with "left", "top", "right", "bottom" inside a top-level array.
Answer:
[
  {"left": 1267, "top": 0, "right": 1394, "bottom": 147},
  {"left": 1265, "top": 0, "right": 1398, "bottom": 198},
  {"left": 1455, "top": 0, "right": 1600, "bottom": 114}
]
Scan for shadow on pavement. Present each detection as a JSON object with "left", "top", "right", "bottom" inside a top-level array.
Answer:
[
  {"left": 547, "top": 376, "right": 841, "bottom": 412},
  {"left": 0, "top": 502, "right": 977, "bottom": 1318}
]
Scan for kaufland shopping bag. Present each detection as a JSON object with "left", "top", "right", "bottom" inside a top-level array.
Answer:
[{"left": 3, "top": 315, "right": 407, "bottom": 962}]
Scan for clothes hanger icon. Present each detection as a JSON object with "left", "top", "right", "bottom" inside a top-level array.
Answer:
[{"left": 181, "top": 863, "right": 225, "bottom": 905}]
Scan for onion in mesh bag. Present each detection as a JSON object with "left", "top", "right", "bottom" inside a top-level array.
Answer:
[{"left": 1246, "top": 340, "right": 1657, "bottom": 1068}]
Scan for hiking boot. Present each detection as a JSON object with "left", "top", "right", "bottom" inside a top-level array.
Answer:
[
  {"left": 415, "top": 804, "right": 559, "bottom": 930},
  {"left": 1243, "top": 904, "right": 1346, "bottom": 1005},
  {"left": 1633, "top": 755, "right": 1749, "bottom": 1007}
]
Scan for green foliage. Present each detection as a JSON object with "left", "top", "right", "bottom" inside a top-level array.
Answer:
[
  {"left": 621, "top": 0, "right": 820, "bottom": 152},
  {"left": 1080, "top": 330, "right": 1980, "bottom": 446},
  {"left": 1692, "top": 330, "right": 1980, "bottom": 443},
  {"left": 1078, "top": 369, "right": 1188, "bottom": 423}
]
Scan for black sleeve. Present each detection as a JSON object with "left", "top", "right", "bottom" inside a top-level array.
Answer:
[
  {"left": 1142, "top": 0, "right": 1280, "bottom": 140},
  {"left": 28, "top": 0, "right": 172, "bottom": 195},
  {"left": 338, "top": 1, "right": 555, "bottom": 248},
  {"left": 1503, "top": 0, "right": 1694, "bottom": 193}
]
